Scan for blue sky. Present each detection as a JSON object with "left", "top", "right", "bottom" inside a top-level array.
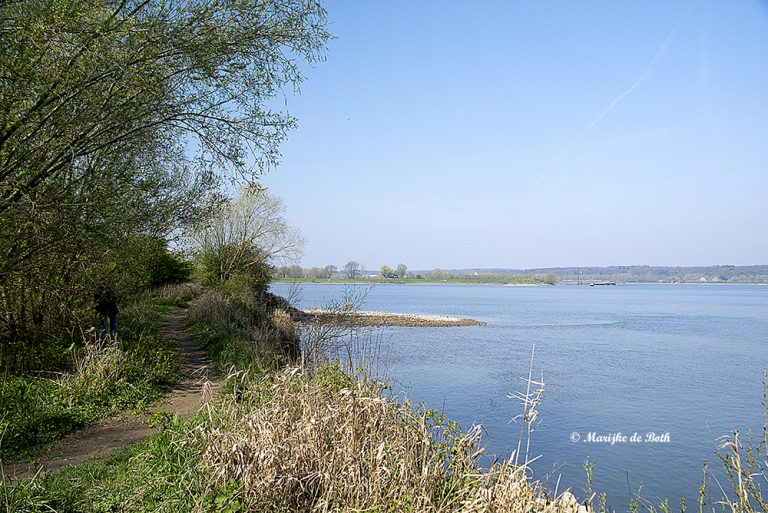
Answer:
[{"left": 259, "top": 0, "right": 768, "bottom": 270}]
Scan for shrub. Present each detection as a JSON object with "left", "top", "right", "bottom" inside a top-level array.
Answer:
[
  {"left": 185, "top": 290, "right": 299, "bottom": 375},
  {"left": 147, "top": 250, "right": 193, "bottom": 288},
  {"left": 196, "top": 243, "right": 273, "bottom": 295}
]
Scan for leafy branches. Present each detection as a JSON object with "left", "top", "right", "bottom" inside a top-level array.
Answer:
[
  {"left": 0, "top": 0, "right": 330, "bottom": 211},
  {"left": 190, "top": 187, "right": 303, "bottom": 292},
  {"left": 0, "top": 0, "right": 329, "bottom": 352}
]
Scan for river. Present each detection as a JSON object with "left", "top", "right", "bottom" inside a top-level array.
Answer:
[{"left": 271, "top": 282, "right": 768, "bottom": 510}]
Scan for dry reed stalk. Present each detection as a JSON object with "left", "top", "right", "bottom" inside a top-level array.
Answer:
[
  {"left": 198, "top": 366, "right": 581, "bottom": 513},
  {"left": 156, "top": 282, "right": 199, "bottom": 300},
  {"left": 509, "top": 345, "right": 545, "bottom": 469},
  {"left": 62, "top": 336, "right": 128, "bottom": 405}
]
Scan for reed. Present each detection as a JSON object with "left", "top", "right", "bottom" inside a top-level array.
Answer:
[
  {"left": 709, "top": 370, "right": 768, "bottom": 513},
  {"left": 199, "top": 364, "right": 582, "bottom": 513}
]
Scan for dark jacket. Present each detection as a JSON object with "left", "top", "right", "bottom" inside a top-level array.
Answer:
[{"left": 94, "top": 286, "right": 119, "bottom": 317}]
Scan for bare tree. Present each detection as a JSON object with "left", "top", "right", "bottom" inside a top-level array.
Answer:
[
  {"left": 344, "top": 261, "right": 360, "bottom": 279},
  {"left": 190, "top": 188, "right": 304, "bottom": 284}
]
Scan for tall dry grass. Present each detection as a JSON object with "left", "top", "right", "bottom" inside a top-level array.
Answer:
[
  {"left": 709, "top": 371, "right": 768, "bottom": 513},
  {"left": 186, "top": 289, "right": 301, "bottom": 372},
  {"left": 198, "top": 364, "right": 582, "bottom": 513},
  {"left": 62, "top": 335, "right": 130, "bottom": 406},
  {"left": 155, "top": 282, "right": 200, "bottom": 303}
]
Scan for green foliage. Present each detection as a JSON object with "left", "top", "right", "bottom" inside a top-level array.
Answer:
[
  {"left": 206, "top": 482, "right": 244, "bottom": 513},
  {"left": 197, "top": 243, "right": 273, "bottom": 295},
  {"left": 0, "top": 0, "right": 328, "bottom": 356},
  {"left": 313, "top": 361, "right": 355, "bottom": 393},
  {"left": 139, "top": 241, "right": 193, "bottom": 289},
  {"left": 0, "top": 377, "right": 90, "bottom": 455},
  {"left": 423, "top": 270, "right": 558, "bottom": 284},
  {"left": 378, "top": 263, "right": 409, "bottom": 279},
  {"left": 0, "top": 299, "right": 180, "bottom": 457},
  {"left": 0, "top": 0, "right": 330, "bottom": 212},
  {"left": 2, "top": 413, "right": 210, "bottom": 512},
  {"left": 275, "top": 270, "right": 559, "bottom": 285},
  {"left": 0, "top": 335, "right": 74, "bottom": 376},
  {"left": 93, "top": 237, "right": 194, "bottom": 296},
  {"left": 184, "top": 289, "right": 297, "bottom": 378},
  {"left": 190, "top": 187, "right": 302, "bottom": 294},
  {"left": 0, "top": 234, "right": 194, "bottom": 365},
  {"left": 185, "top": 320, "right": 280, "bottom": 378}
]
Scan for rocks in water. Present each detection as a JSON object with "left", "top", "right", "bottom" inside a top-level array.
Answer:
[{"left": 298, "top": 309, "right": 484, "bottom": 327}]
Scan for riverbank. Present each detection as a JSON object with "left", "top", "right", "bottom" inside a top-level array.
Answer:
[
  {"left": 3, "top": 364, "right": 587, "bottom": 512},
  {"left": 5, "top": 284, "right": 762, "bottom": 512},
  {"left": 274, "top": 278, "right": 553, "bottom": 286},
  {"left": 298, "top": 309, "right": 484, "bottom": 327},
  {"left": 1, "top": 288, "right": 574, "bottom": 513}
]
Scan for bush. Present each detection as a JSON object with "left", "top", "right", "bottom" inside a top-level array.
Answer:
[
  {"left": 195, "top": 242, "right": 273, "bottom": 295},
  {"left": 185, "top": 290, "right": 299, "bottom": 376},
  {"left": 147, "top": 250, "right": 192, "bottom": 289}
]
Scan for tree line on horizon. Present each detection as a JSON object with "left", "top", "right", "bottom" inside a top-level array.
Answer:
[
  {"left": 273, "top": 264, "right": 768, "bottom": 284},
  {"left": 274, "top": 264, "right": 559, "bottom": 285}
]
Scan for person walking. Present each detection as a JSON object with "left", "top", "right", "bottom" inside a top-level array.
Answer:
[{"left": 94, "top": 285, "right": 119, "bottom": 337}]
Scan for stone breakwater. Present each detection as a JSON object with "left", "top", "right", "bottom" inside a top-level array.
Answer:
[{"left": 299, "top": 309, "right": 484, "bottom": 327}]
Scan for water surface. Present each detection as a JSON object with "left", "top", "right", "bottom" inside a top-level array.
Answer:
[{"left": 271, "top": 283, "right": 768, "bottom": 510}]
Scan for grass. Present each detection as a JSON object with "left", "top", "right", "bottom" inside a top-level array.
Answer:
[
  {"left": 273, "top": 274, "right": 558, "bottom": 286},
  {"left": 183, "top": 288, "right": 300, "bottom": 378},
  {"left": 2, "top": 364, "right": 568, "bottom": 513},
  {"left": 0, "top": 294, "right": 184, "bottom": 458},
  {"left": 2, "top": 413, "right": 205, "bottom": 512},
  {"left": 3, "top": 283, "right": 767, "bottom": 512}
]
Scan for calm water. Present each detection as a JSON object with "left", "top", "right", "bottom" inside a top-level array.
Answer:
[{"left": 271, "top": 283, "right": 768, "bottom": 510}]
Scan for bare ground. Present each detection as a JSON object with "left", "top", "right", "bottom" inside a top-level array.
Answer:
[{"left": 2, "top": 310, "right": 217, "bottom": 481}]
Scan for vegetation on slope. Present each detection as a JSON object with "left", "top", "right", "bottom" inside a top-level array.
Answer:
[
  {"left": 4, "top": 283, "right": 768, "bottom": 513},
  {"left": 3, "top": 365, "right": 555, "bottom": 512},
  {"left": 0, "top": 293, "right": 186, "bottom": 457},
  {"left": 0, "top": 0, "right": 329, "bottom": 464}
]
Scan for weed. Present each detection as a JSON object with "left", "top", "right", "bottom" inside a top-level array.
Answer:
[{"left": 0, "top": 299, "right": 180, "bottom": 457}]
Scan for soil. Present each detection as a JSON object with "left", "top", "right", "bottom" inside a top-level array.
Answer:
[{"left": 2, "top": 311, "right": 217, "bottom": 481}]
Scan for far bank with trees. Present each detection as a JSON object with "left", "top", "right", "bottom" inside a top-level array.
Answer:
[{"left": 274, "top": 265, "right": 559, "bottom": 285}]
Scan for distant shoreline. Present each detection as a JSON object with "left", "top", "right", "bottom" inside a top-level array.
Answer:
[
  {"left": 274, "top": 279, "right": 765, "bottom": 286},
  {"left": 273, "top": 279, "right": 553, "bottom": 286}
]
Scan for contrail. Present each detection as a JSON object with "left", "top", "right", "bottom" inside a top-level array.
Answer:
[{"left": 527, "top": 4, "right": 696, "bottom": 193}]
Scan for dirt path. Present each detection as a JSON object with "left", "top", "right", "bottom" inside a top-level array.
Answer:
[{"left": 4, "top": 310, "right": 217, "bottom": 481}]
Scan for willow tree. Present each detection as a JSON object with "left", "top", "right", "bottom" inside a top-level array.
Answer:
[
  {"left": 0, "top": 0, "right": 330, "bottom": 347},
  {"left": 191, "top": 187, "right": 304, "bottom": 292}
]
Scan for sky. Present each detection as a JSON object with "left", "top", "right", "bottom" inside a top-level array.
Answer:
[{"left": 258, "top": 0, "right": 768, "bottom": 270}]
